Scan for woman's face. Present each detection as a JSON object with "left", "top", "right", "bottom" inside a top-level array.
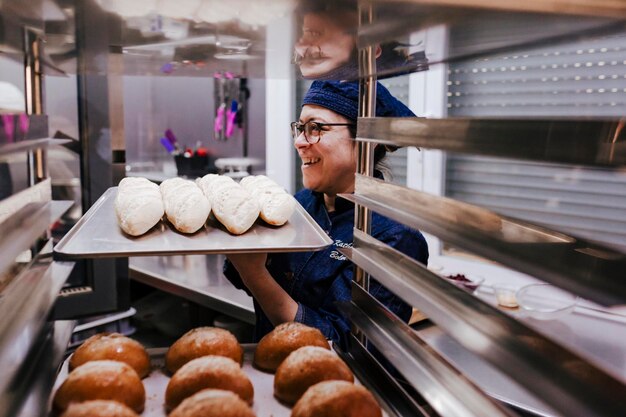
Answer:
[{"left": 294, "top": 105, "right": 356, "bottom": 196}]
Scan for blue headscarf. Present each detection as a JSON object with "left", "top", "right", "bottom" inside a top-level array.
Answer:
[{"left": 302, "top": 80, "right": 415, "bottom": 121}]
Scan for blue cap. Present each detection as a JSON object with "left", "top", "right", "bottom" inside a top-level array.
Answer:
[{"left": 302, "top": 80, "right": 415, "bottom": 121}]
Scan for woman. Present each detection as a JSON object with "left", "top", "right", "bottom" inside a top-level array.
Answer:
[{"left": 225, "top": 80, "right": 428, "bottom": 347}]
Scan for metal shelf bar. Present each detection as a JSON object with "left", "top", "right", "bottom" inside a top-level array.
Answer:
[
  {"left": 0, "top": 200, "right": 73, "bottom": 278},
  {"left": 339, "top": 230, "right": 626, "bottom": 417},
  {"left": 370, "top": 0, "right": 626, "bottom": 18},
  {"left": 12, "top": 320, "right": 75, "bottom": 417},
  {"left": 0, "top": 138, "right": 71, "bottom": 157},
  {"left": 356, "top": 2, "right": 626, "bottom": 79},
  {"left": 341, "top": 284, "right": 514, "bottom": 417},
  {"left": 357, "top": 117, "right": 626, "bottom": 168},
  {"left": 0, "top": 202, "right": 49, "bottom": 277},
  {"left": 0, "top": 241, "right": 74, "bottom": 417},
  {"left": 340, "top": 175, "right": 626, "bottom": 306},
  {"left": 337, "top": 334, "right": 432, "bottom": 417}
]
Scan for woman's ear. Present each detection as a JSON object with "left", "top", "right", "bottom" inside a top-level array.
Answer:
[{"left": 375, "top": 45, "right": 382, "bottom": 58}]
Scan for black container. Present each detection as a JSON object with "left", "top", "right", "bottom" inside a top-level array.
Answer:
[{"left": 174, "top": 154, "right": 217, "bottom": 178}]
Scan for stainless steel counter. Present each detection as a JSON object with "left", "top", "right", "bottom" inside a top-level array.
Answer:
[{"left": 129, "top": 255, "right": 254, "bottom": 324}]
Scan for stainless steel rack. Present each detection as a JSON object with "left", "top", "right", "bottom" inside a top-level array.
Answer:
[
  {"left": 341, "top": 232, "right": 626, "bottom": 417},
  {"left": 352, "top": 1, "right": 626, "bottom": 80},
  {"left": 358, "top": 117, "right": 626, "bottom": 167},
  {"left": 0, "top": 138, "right": 71, "bottom": 156},
  {"left": 372, "top": 0, "right": 626, "bottom": 19},
  {"left": 0, "top": 241, "right": 75, "bottom": 417},
  {"left": 342, "top": 175, "right": 626, "bottom": 306},
  {"left": 342, "top": 283, "right": 514, "bottom": 417},
  {"left": 348, "top": 1, "right": 626, "bottom": 417},
  {"left": 2, "top": 1, "right": 626, "bottom": 416}
]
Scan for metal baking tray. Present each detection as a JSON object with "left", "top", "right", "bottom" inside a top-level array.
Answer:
[
  {"left": 54, "top": 187, "right": 333, "bottom": 259},
  {"left": 51, "top": 344, "right": 381, "bottom": 417}
]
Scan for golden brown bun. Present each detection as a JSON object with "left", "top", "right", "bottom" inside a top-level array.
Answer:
[
  {"left": 165, "top": 355, "right": 254, "bottom": 411},
  {"left": 169, "top": 389, "right": 256, "bottom": 417},
  {"left": 291, "top": 381, "right": 382, "bottom": 417},
  {"left": 254, "top": 322, "right": 329, "bottom": 372},
  {"left": 274, "top": 346, "right": 354, "bottom": 405},
  {"left": 166, "top": 327, "right": 243, "bottom": 374},
  {"left": 59, "top": 400, "right": 140, "bottom": 417},
  {"left": 69, "top": 333, "right": 151, "bottom": 378},
  {"left": 53, "top": 360, "right": 145, "bottom": 413}
]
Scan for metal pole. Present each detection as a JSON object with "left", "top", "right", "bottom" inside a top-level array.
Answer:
[
  {"left": 24, "top": 28, "right": 47, "bottom": 186},
  {"left": 354, "top": 4, "right": 377, "bottom": 292},
  {"left": 353, "top": 2, "right": 377, "bottom": 344}
]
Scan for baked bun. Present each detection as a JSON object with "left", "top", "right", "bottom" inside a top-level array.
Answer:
[
  {"left": 240, "top": 175, "right": 295, "bottom": 226},
  {"left": 69, "top": 333, "right": 151, "bottom": 378},
  {"left": 60, "top": 400, "right": 140, "bottom": 417},
  {"left": 196, "top": 174, "right": 259, "bottom": 235},
  {"left": 115, "top": 177, "right": 164, "bottom": 236},
  {"left": 160, "top": 177, "right": 210, "bottom": 233},
  {"left": 165, "top": 355, "right": 254, "bottom": 411},
  {"left": 169, "top": 389, "right": 256, "bottom": 417},
  {"left": 291, "top": 381, "right": 382, "bottom": 417},
  {"left": 53, "top": 360, "right": 145, "bottom": 413},
  {"left": 166, "top": 327, "right": 243, "bottom": 374},
  {"left": 274, "top": 346, "right": 354, "bottom": 404},
  {"left": 254, "top": 322, "right": 329, "bottom": 372}
]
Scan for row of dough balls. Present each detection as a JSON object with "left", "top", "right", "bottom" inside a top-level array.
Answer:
[
  {"left": 114, "top": 174, "right": 296, "bottom": 236},
  {"left": 52, "top": 324, "right": 382, "bottom": 417}
]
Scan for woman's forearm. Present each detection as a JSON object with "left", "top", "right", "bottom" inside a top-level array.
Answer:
[{"left": 240, "top": 268, "right": 298, "bottom": 326}]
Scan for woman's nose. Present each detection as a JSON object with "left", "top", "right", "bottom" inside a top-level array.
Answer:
[{"left": 293, "top": 130, "right": 310, "bottom": 149}]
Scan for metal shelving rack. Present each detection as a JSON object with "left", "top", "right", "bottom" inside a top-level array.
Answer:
[
  {"left": 0, "top": 2, "right": 124, "bottom": 415},
  {"left": 1, "top": 1, "right": 626, "bottom": 416},
  {"left": 0, "top": 121, "right": 75, "bottom": 417},
  {"left": 0, "top": 13, "right": 76, "bottom": 413},
  {"left": 342, "top": 1, "right": 626, "bottom": 417}
]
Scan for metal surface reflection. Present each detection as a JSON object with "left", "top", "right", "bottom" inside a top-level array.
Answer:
[
  {"left": 344, "top": 174, "right": 626, "bottom": 306},
  {"left": 1, "top": 0, "right": 625, "bottom": 80},
  {"left": 293, "top": 0, "right": 428, "bottom": 80}
]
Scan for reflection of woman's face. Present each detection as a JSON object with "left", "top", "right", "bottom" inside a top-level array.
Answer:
[
  {"left": 294, "top": 12, "right": 356, "bottom": 78},
  {"left": 294, "top": 105, "right": 356, "bottom": 196}
]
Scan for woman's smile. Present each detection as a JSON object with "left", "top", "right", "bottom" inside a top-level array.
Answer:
[{"left": 302, "top": 157, "right": 321, "bottom": 167}]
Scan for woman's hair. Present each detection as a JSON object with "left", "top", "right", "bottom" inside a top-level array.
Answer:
[{"left": 347, "top": 125, "right": 394, "bottom": 181}]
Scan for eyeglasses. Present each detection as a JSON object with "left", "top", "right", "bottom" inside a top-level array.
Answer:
[{"left": 290, "top": 121, "right": 355, "bottom": 144}]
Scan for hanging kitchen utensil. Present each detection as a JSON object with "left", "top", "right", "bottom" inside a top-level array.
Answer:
[
  {"left": 225, "top": 99, "right": 238, "bottom": 139},
  {"left": 213, "top": 72, "right": 226, "bottom": 141}
]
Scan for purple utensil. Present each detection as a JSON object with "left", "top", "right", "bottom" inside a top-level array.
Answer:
[
  {"left": 165, "top": 128, "right": 178, "bottom": 144},
  {"left": 160, "top": 137, "right": 176, "bottom": 153},
  {"left": 226, "top": 100, "right": 238, "bottom": 138}
]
